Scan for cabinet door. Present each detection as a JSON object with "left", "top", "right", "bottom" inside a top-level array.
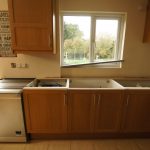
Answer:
[
  {"left": 23, "top": 90, "right": 67, "bottom": 133},
  {"left": 68, "top": 90, "right": 95, "bottom": 133},
  {"left": 123, "top": 92, "right": 150, "bottom": 133},
  {"left": 8, "top": 0, "right": 55, "bottom": 52},
  {"left": 95, "top": 91, "right": 123, "bottom": 133},
  {"left": 143, "top": 0, "right": 150, "bottom": 42}
]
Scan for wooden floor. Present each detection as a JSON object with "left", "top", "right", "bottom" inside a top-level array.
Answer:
[{"left": 0, "top": 139, "right": 150, "bottom": 150}]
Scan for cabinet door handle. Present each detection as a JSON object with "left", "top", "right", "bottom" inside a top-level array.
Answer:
[
  {"left": 93, "top": 95, "right": 96, "bottom": 105},
  {"left": 98, "top": 95, "right": 101, "bottom": 105},
  {"left": 64, "top": 95, "right": 67, "bottom": 106},
  {"left": 49, "top": 35, "right": 51, "bottom": 48},
  {"left": 126, "top": 95, "right": 129, "bottom": 106}
]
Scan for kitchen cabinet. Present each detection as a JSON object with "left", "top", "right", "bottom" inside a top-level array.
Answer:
[
  {"left": 68, "top": 90, "right": 124, "bottom": 134},
  {"left": 122, "top": 90, "right": 150, "bottom": 133},
  {"left": 68, "top": 90, "right": 95, "bottom": 133},
  {"left": 23, "top": 90, "right": 67, "bottom": 133},
  {"left": 95, "top": 91, "right": 124, "bottom": 133},
  {"left": 8, "top": 0, "right": 56, "bottom": 53},
  {"left": 143, "top": 0, "right": 150, "bottom": 42}
]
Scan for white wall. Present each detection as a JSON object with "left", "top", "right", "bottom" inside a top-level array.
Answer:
[
  {"left": 1, "top": 0, "right": 150, "bottom": 78},
  {"left": 61, "top": 0, "right": 150, "bottom": 78},
  {"left": 0, "top": 53, "right": 60, "bottom": 78},
  {"left": 0, "top": 0, "right": 60, "bottom": 78}
]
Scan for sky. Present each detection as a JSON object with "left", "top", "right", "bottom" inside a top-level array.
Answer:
[{"left": 64, "top": 16, "right": 118, "bottom": 39}]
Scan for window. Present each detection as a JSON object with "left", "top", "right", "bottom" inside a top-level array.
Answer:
[{"left": 60, "top": 12, "right": 126, "bottom": 67}]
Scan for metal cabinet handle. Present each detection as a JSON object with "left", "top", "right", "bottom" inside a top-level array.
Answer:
[
  {"left": 64, "top": 94, "right": 67, "bottom": 106},
  {"left": 98, "top": 95, "right": 101, "bottom": 105},
  {"left": 126, "top": 95, "right": 129, "bottom": 106},
  {"left": 93, "top": 95, "right": 96, "bottom": 105},
  {"left": 49, "top": 35, "right": 51, "bottom": 48}
]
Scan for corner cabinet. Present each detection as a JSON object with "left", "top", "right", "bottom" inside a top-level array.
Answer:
[
  {"left": 8, "top": 0, "right": 56, "bottom": 53},
  {"left": 122, "top": 90, "right": 150, "bottom": 133},
  {"left": 143, "top": 0, "right": 150, "bottom": 42},
  {"left": 23, "top": 90, "right": 67, "bottom": 133}
]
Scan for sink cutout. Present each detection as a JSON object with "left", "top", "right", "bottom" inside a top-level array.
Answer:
[
  {"left": 69, "top": 78, "right": 123, "bottom": 89},
  {"left": 115, "top": 80, "right": 150, "bottom": 87}
]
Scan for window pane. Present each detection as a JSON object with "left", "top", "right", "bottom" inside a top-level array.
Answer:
[
  {"left": 94, "top": 19, "right": 118, "bottom": 62},
  {"left": 63, "top": 16, "right": 91, "bottom": 65}
]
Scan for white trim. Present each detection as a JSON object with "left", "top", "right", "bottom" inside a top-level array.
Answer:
[{"left": 60, "top": 15, "right": 64, "bottom": 66}]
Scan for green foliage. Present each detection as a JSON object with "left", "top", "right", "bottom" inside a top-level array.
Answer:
[
  {"left": 64, "top": 38, "right": 89, "bottom": 60},
  {"left": 63, "top": 23, "right": 115, "bottom": 64},
  {"left": 64, "top": 22, "right": 83, "bottom": 40},
  {"left": 95, "top": 35, "right": 115, "bottom": 59}
]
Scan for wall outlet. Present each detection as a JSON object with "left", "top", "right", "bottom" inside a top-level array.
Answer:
[
  {"left": 10, "top": 63, "right": 16, "bottom": 68},
  {"left": 10, "top": 63, "right": 29, "bottom": 68},
  {"left": 24, "top": 63, "right": 29, "bottom": 68}
]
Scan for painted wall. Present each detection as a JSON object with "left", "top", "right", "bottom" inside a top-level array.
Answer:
[
  {"left": 1, "top": 0, "right": 150, "bottom": 78},
  {"left": 60, "top": 0, "right": 150, "bottom": 78},
  {"left": 0, "top": 0, "right": 60, "bottom": 78}
]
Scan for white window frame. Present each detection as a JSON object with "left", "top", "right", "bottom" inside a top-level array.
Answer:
[{"left": 60, "top": 11, "right": 127, "bottom": 68}]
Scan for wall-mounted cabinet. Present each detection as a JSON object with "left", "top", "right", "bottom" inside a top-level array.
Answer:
[
  {"left": 8, "top": 0, "right": 56, "bottom": 53},
  {"left": 143, "top": 0, "right": 150, "bottom": 42}
]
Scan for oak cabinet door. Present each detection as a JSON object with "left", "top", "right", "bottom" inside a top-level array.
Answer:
[
  {"left": 23, "top": 90, "right": 67, "bottom": 133},
  {"left": 68, "top": 90, "right": 95, "bottom": 133},
  {"left": 8, "top": 0, "right": 55, "bottom": 52},
  {"left": 122, "top": 91, "right": 150, "bottom": 133},
  {"left": 143, "top": 0, "right": 150, "bottom": 42},
  {"left": 94, "top": 91, "right": 123, "bottom": 133}
]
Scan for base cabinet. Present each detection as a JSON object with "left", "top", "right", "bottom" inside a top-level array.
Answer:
[
  {"left": 68, "top": 90, "right": 124, "bottom": 134},
  {"left": 23, "top": 89, "right": 150, "bottom": 136},
  {"left": 23, "top": 90, "right": 67, "bottom": 133},
  {"left": 68, "top": 90, "right": 95, "bottom": 133},
  {"left": 95, "top": 91, "right": 124, "bottom": 133},
  {"left": 122, "top": 90, "right": 150, "bottom": 133}
]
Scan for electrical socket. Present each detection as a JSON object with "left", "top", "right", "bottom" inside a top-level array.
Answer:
[
  {"left": 11, "top": 63, "right": 29, "bottom": 68},
  {"left": 10, "top": 63, "right": 16, "bottom": 68}
]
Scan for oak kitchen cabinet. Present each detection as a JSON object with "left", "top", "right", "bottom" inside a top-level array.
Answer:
[
  {"left": 94, "top": 90, "right": 124, "bottom": 133},
  {"left": 23, "top": 90, "right": 67, "bottom": 133},
  {"left": 23, "top": 89, "right": 124, "bottom": 135},
  {"left": 143, "top": 0, "right": 150, "bottom": 42},
  {"left": 68, "top": 90, "right": 95, "bottom": 133},
  {"left": 122, "top": 90, "right": 150, "bottom": 133},
  {"left": 68, "top": 90, "right": 124, "bottom": 134},
  {"left": 8, "top": 0, "right": 56, "bottom": 53}
]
